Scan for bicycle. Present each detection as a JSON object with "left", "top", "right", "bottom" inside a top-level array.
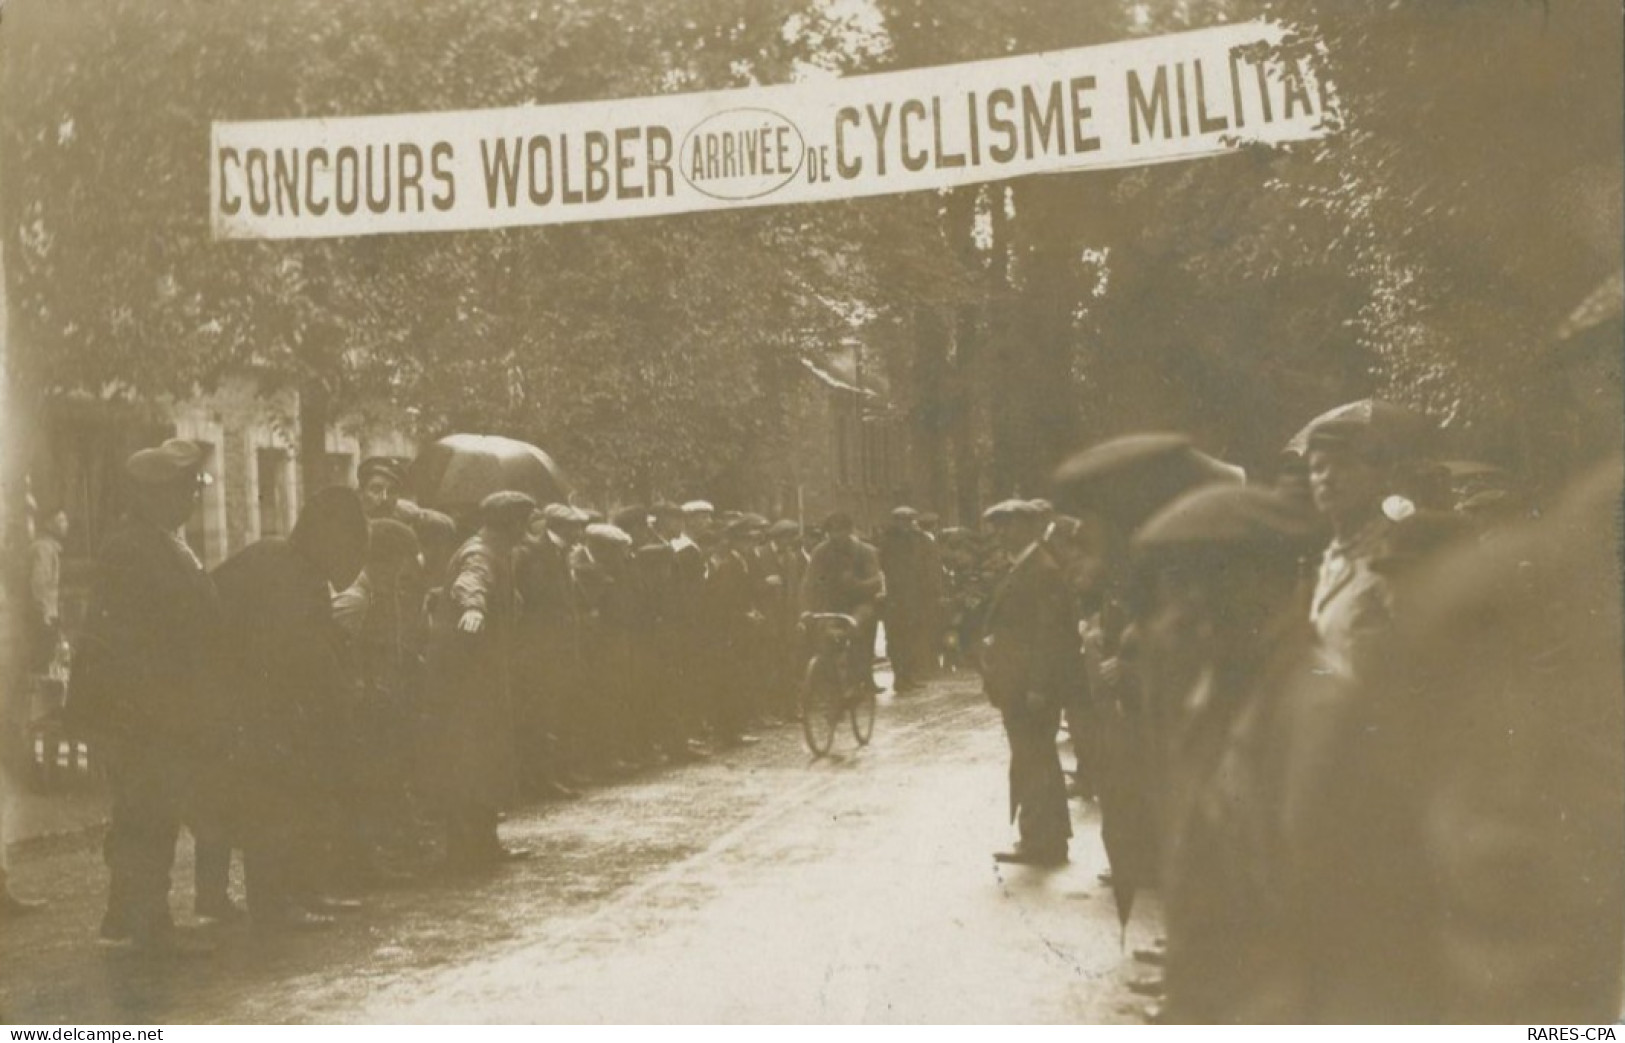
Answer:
[{"left": 798, "top": 612, "right": 877, "bottom": 757}]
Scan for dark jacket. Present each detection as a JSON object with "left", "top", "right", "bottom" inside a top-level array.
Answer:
[
  {"left": 212, "top": 538, "right": 349, "bottom": 789},
  {"left": 1307, "top": 460, "right": 1625, "bottom": 1023},
  {"left": 423, "top": 533, "right": 520, "bottom": 808},
  {"left": 67, "top": 515, "right": 222, "bottom": 753},
  {"left": 977, "top": 542, "right": 1077, "bottom": 712},
  {"left": 878, "top": 527, "right": 933, "bottom": 614}
]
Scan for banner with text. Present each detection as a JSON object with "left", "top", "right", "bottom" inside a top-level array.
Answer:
[{"left": 210, "top": 20, "right": 1332, "bottom": 240}]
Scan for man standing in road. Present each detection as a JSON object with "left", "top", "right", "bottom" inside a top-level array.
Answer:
[
  {"left": 513, "top": 505, "right": 583, "bottom": 797},
  {"left": 979, "top": 500, "right": 1075, "bottom": 868},
  {"left": 668, "top": 501, "right": 716, "bottom": 752},
  {"left": 700, "top": 518, "right": 760, "bottom": 748},
  {"left": 67, "top": 439, "right": 219, "bottom": 954}
]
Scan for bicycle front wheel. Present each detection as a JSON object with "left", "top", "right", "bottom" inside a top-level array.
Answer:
[
  {"left": 801, "top": 656, "right": 841, "bottom": 757},
  {"left": 850, "top": 684, "right": 876, "bottom": 747}
]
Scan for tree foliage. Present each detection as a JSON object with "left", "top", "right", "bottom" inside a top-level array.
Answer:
[{"left": 2, "top": 0, "right": 1616, "bottom": 514}]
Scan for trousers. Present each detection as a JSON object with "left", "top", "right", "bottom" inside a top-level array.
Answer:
[{"left": 1001, "top": 698, "right": 1071, "bottom": 852}]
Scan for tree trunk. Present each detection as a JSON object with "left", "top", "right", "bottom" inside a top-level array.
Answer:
[
  {"left": 0, "top": 158, "right": 41, "bottom": 732},
  {"left": 987, "top": 186, "right": 1024, "bottom": 498},
  {"left": 909, "top": 303, "right": 950, "bottom": 512},
  {"left": 945, "top": 187, "right": 985, "bottom": 526},
  {"left": 989, "top": 178, "right": 1083, "bottom": 497}
]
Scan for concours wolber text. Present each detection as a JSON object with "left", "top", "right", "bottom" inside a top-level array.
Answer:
[{"left": 210, "top": 20, "right": 1331, "bottom": 241}]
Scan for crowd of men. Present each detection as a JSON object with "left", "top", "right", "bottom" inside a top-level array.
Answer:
[
  {"left": 3, "top": 354, "right": 1618, "bottom": 1023},
  {"left": 967, "top": 395, "right": 1622, "bottom": 1022},
  {"left": 22, "top": 448, "right": 968, "bottom": 945}
]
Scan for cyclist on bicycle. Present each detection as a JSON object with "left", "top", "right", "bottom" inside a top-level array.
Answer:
[{"left": 800, "top": 512, "right": 885, "bottom": 692}]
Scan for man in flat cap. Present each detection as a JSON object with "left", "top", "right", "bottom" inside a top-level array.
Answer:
[
  {"left": 1049, "top": 434, "right": 1243, "bottom": 895},
  {"left": 765, "top": 519, "right": 806, "bottom": 714},
  {"left": 332, "top": 517, "right": 429, "bottom": 872},
  {"left": 734, "top": 514, "right": 787, "bottom": 724},
  {"left": 68, "top": 439, "right": 220, "bottom": 953},
  {"left": 1294, "top": 305, "right": 1625, "bottom": 1023},
  {"left": 699, "top": 517, "right": 761, "bottom": 747},
  {"left": 422, "top": 491, "right": 535, "bottom": 869},
  {"left": 358, "top": 456, "right": 457, "bottom": 581},
  {"left": 680, "top": 500, "right": 726, "bottom": 747},
  {"left": 979, "top": 500, "right": 1076, "bottom": 867},
  {"left": 649, "top": 502, "right": 709, "bottom": 759},
  {"left": 613, "top": 507, "right": 679, "bottom": 765},
  {"left": 573, "top": 522, "right": 639, "bottom": 773},
  {"left": 1302, "top": 418, "right": 1410, "bottom": 680},
  {"left": 1128, "top": 484, "right": 1333, "bottom": 1022},
  {"left": 878, "top": 506, "right": 939, "bottom": 694}
]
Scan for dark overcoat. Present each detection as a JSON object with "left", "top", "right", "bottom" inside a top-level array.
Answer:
[
  {"left": 68, "top": 516, "right": 222, "bottom": 757},
  {"left": 211, "top": 538, "right": 352, "bottom": 837}
]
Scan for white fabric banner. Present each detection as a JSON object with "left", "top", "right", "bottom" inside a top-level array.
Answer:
[{"left": 210, "top": 20, "right": 1331, "bottom": 241}]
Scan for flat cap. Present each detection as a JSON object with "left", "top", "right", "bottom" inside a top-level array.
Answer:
[
  {"left": 1132, "top": 485, "right": 1319, "bottom": 558},
  {"left": 610, "top": 505, "right": 650, "bottom": 531},
  {"left": 585, "top": 523, "right": 633, "bottom": 547},
  {"left": 1052, "top": 433, "right": 1242, "bottom": 533},
  {"left": 681, "top": 500, "right": 715, "bottom": 514},
  {"left": 479, "top": 490, "right": 538, "bottom": 524},
  {"left": 541, "top": 502, "right": 577, "bottom": 523},
  {"left": 357, "top": 456, "right": 404, "bottom": 486},
  {"left": 768, "top": 519, "right": 801, "bottom": 538},
  {"left": 126, "top": 439, "right": 213, "bottom": 486},
  {"left": 890, "top": 505, "right": 920, "bottom": 521},
  {"left": 982, "top": 499, "right": 1042, "bottom": 524}
]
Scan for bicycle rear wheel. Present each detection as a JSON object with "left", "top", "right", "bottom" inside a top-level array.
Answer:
[
  {"left": 801, "top": 656, "right": 841, "bottom": 757},
  {"left": 850, "top": 684, "right": 876, "bottom": 746}
]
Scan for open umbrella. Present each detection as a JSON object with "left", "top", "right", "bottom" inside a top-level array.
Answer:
[
  {"left": 408, "top": 434, "right": 569, "bottom": 516},
  {"left": 1284, "top": 399, "right": 1430, "bottom": 457}
]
